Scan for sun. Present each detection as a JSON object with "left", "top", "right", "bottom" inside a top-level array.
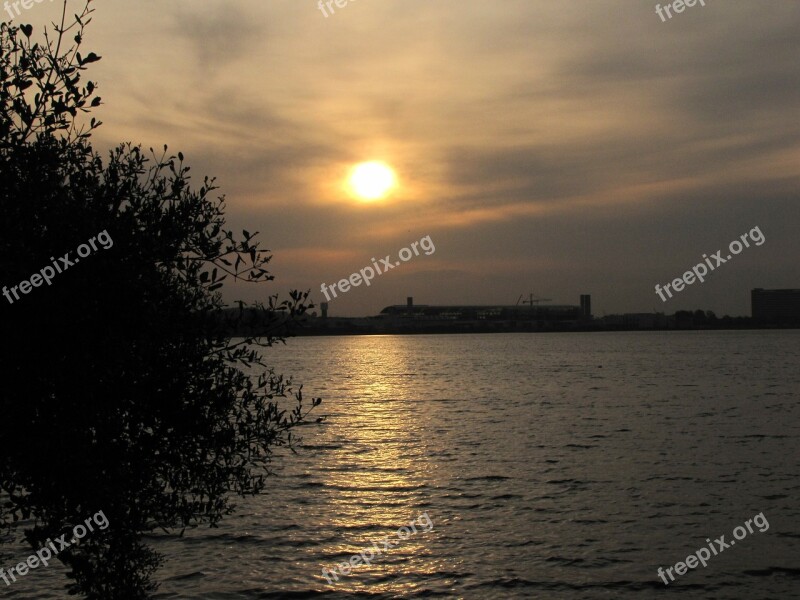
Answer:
[{"left": 348, "top": 161, "right": 396, "bottom": 201}]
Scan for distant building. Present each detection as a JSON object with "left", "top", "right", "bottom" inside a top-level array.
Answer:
[
  {"left": 380, "top": 296, "right": 582, "bottom": 322},
  {"left": 580, "top": 294, "right": 592, "bottom": 319},
  {"left": 751, "top": 288, "right": 800, "bottom": 325}
]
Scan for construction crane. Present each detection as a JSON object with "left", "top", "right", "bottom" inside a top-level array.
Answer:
[{"left": 516, "top": 293, "right": 553, "bottom": 307}]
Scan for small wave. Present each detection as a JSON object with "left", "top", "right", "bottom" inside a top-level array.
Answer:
[{"left": 743, "top": 567, "right": 800, "bottom": 578}]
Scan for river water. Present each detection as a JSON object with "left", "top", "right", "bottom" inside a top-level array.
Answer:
[{"left": 7, "top": 331, "right": 800, "bottom": 598}]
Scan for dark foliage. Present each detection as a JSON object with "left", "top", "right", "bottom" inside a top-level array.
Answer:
[{"left": 0, "top": 3, "right": 318, "bottom": 597}]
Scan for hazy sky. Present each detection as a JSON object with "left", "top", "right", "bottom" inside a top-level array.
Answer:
[{"left": 15, "top": 0, "right": 800, "bottom": 316}]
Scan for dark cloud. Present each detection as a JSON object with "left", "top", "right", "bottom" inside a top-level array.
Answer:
[{"left": 169, "top": 4, "right": 263, "bottom": 70}]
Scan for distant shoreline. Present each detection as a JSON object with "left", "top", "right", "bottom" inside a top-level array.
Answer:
[
  {"left": 288, "top": 321, "right": 798, "bottom": 337},
  {"left": 217, "top": 307, "right": 799, "bottom": 338}
]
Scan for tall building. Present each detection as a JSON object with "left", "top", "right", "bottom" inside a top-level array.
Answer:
[
  {"left": 580, "top": 294, "right": 592, "bottom": 319},
  {"left": 751, "top": 288, "right": 800, "bottom": 325}
]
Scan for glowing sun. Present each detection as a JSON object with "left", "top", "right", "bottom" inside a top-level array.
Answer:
[{"left": 348, "top": 161, "right": 396, "bottom": 201}]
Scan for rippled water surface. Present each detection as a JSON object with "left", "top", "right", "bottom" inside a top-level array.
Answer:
[{"left": 8, "top": 331, "right": 800, "bottom": 598}]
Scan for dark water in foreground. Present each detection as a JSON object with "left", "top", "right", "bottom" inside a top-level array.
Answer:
[{"left": 7, "top": 331, "right": 800, "bottom": 598}]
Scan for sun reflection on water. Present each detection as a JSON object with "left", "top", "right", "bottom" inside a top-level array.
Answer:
[{"left": 312, "top": 337, "right": 441, "bottom": 594}]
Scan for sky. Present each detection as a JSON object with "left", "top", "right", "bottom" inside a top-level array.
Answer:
[{"left": 11, "top": 0, "right": 800, "bottom": 317}]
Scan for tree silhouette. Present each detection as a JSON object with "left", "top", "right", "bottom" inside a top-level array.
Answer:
[{"left": 0, "top": 3, "right": 319, "bottom": 597}]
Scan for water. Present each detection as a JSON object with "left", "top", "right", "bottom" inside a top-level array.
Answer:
[{"left": 6, "top": 331, "right": 800, "bottom": 598}]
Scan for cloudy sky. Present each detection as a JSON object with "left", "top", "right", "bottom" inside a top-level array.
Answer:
[{"left": 15, "top": 0, "right": 800, "bottom": 316}]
